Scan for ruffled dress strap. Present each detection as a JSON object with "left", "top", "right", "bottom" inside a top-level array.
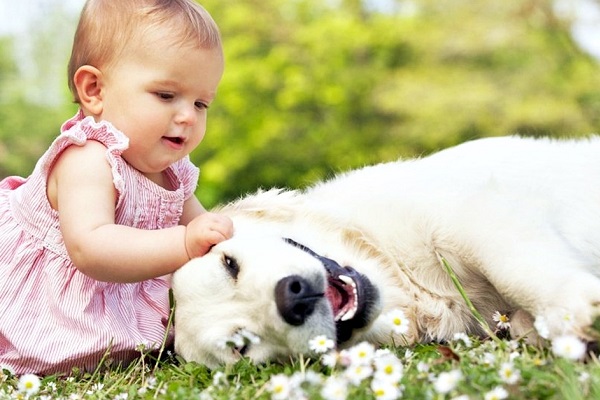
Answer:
[
  {"left": 171, "top": 156, "right": 200, "bottom": 201},
  {"left": 41, "top": 109, "right": 130, "bottom": 200}
]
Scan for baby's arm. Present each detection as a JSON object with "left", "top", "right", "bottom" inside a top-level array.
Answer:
[{"left": 47, "top": 141, "right": 230, "bottom": 283}]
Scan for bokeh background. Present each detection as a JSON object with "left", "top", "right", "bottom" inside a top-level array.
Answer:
[{"left": 1, "top": 0, "right": 600, "bottom": 207}]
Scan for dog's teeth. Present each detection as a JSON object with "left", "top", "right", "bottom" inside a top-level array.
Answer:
[
  {"left": 341, "top": 305, "right": 358, "bottom": 321},
  {"left": 340, "top": 311, "right": 353, "bottom": 321},
  {"left": 335, "top": 274, "right": 359, "bottom": 321},
  {"left": 339, "top": 275, "right": 356, "bottom": 287}
]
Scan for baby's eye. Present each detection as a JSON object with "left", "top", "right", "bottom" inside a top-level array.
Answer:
[
  {"left": 155, "top": 92, "right": 174, "bottom": 101},
  {"left": 195, "top": 101, "right": 209, "bottom": 110}
]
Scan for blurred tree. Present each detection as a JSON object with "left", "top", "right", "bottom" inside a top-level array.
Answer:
[
  {"left": 196, "top": 0, "right": 417, "bottom": 205},
  {"left": 192, "top": 0, "right": 600, "bottom": 206},
  {"left": 1, "top": 0, "right": 599, "bottom": 208},
  {"left": 0, "top": 2, "right": 78, "bottom": 178}
]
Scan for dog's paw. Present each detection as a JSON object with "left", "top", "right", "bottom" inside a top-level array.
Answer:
[
  {"left": 537, "top": 299, "right": 600, "bottom": 341},
  {"left": 509, "top": 309, "right": 545, "bottom": 345}
]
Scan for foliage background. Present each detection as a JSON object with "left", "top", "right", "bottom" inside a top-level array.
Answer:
[{"left": 1, "top": 0, "right": 599, "bottom": 208}]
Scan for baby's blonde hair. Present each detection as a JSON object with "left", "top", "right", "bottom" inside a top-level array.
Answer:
[{"left": 67, "top": 0, "right": 222, "bottom": 103}]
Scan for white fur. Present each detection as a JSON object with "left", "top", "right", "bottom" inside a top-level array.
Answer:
[{"left": 173, "top": 136, "right": 600, "bottom": 367}]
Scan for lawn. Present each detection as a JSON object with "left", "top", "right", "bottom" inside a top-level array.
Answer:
[
  {"left": 1, "top": 330, "right": 599, "bottom": 400},
  {"left": 3, "top": 267, "right": 600, "bottom": 399}
]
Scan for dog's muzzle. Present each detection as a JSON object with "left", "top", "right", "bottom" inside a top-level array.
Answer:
[{"left": 279, "top": 238, "right": 379, "bottom": 344}]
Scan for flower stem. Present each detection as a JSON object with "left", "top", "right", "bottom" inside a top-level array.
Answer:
[{"left": 439, "top": 256, "right": 504, "bottom": 347}]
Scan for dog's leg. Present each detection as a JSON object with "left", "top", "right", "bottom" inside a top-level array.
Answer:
[{"left": 472, "top": 241, "right": 600, "bottom": 341}]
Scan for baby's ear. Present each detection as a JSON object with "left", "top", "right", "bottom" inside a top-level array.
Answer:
[{"left": 73, "top": 65, "right": 104, "bottom": 116}]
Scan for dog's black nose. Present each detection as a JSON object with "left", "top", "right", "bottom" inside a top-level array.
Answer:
[{"left": 275, "top": 275, "right": 323, "bottom": 326}]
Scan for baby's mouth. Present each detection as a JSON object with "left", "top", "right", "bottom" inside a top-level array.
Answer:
[{"left": 163, "top": 136, "right": 184, "bottom": 145}]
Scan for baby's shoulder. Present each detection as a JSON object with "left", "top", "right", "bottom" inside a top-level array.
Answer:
[{"left": 54, "top": 140, "right": 109, "bottom": 170}]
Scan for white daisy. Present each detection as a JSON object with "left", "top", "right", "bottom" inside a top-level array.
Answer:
[
  {"left": 17, "top": 374, "right": 41, "bottom": 396},
  {"left": 347, "top": 341, "right": 376, "bottom": 366},
  {"left": 552, "top": 334, "right": 587, "bottom": 360},
  {"left": 321, "top": 376, "right": 348, "bottom": 400},
  {"left": 344, "top": 363, "right": 374, "bottom": 386},
  {"left": 416, "top": 361, "right": 430, "bottom": 376},
  {"left": 87, "top": 382, "right": 105, "bottom": 395},
  {"left": 373, "top": 354, "right": 404, "bottom": 383},
  {"left": 267, "top": 374, "right": 292, "bottom": 400},
  {"left": 492, "top": 311, "right": 510, "bottom": 330},
  {"left": 507, "top": 340, "right": 519, "bottom": 351},
  {"left": 484, "top": 386, "right": 508, "bottom": 400},
  {"left": 199, "top": 389, "right": 214, "bottom": 400},
  {"left": 375, "top": 348, "right": 393, "bottom": 358},
  {"left": 433, "top": 370, "right": 462, "bottom": 394},
  {"left": 498, "top": 362, "right": 521, "bottom": 385},
  {"left": 386, "top": 309, "right": 410, "bottom": 335},
  {"left": 293, "top": 370, "right": 323, "bottom": 386},
  {"left": 452, "top": 332, "right": 473, "bottom": 347},
  {"left": 481, "top": 352, "right": 496, "bottom": 366},
  {"left": 371, "top": 378, "right": 402, "bottom": 400},
  {"left": 212, "top": 371, "right": 227, "bottom": 387},
  {"left": 321, "top": 351, "right": 339, "bottom": 368},
  {"left": 309, "top": 335, "right": 335, "bottom": 354}
]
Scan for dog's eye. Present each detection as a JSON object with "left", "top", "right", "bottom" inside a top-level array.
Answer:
[{"left": 223, "top": 255, "right": 240, "bottom": 279}]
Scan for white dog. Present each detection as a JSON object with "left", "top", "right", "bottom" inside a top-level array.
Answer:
[{"left": 172, "top": 136, "right": 600, "bottom": 368}]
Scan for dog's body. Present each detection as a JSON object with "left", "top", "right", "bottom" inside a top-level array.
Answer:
[{"left": 173, "top": 136, "right": 600, "bottom": 367}]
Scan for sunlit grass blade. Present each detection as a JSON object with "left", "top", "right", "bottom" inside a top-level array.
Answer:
[{"left": 439, "top": 255, "right": 504, "bottom": 347}]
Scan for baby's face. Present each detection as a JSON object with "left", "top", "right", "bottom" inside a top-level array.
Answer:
[{"left": 96, "top": 28, "right": 224, "bottom": 178}]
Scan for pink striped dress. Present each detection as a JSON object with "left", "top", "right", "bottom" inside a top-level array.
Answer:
[{"left": 0, "top": 110, "right": 199, "bottom": 375}]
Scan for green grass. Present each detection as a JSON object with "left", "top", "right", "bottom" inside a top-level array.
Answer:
[
  {"left": 3, "top": 261, "right": 599, "bottom": 399},
  {"left": 1, "top": 337, "right": 600, "bottom": 399}
]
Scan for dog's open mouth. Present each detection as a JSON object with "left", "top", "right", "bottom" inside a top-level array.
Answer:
[
  {"left": 283, "top": 238, "right": 379, "bottom": 345},
  {"left": 326, "top": 274, "right": 358, "bottom": 322},
  {"left": 322, "top": 261, "right": 377, "bottom": 344}
]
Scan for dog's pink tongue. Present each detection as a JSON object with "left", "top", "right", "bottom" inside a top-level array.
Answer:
[{"left": 325, "top": 286, "right": 343, "bottom": 313}]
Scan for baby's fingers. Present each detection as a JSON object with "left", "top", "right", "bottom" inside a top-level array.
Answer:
[
  {"left": 213, "top": 216, "right": 234, "bottom": 239},
  {"left": 184, "top": 213, "right": 234, "bottom": 259}
]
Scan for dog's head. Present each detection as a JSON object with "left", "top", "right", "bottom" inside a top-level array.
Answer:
[{"left": 172, "top": 235, "right": 381, "bottom": 368}]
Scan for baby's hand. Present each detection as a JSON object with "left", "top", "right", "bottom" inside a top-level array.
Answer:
[{"left": 184, "top": 213, "right": 234, "bottom": 259}]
